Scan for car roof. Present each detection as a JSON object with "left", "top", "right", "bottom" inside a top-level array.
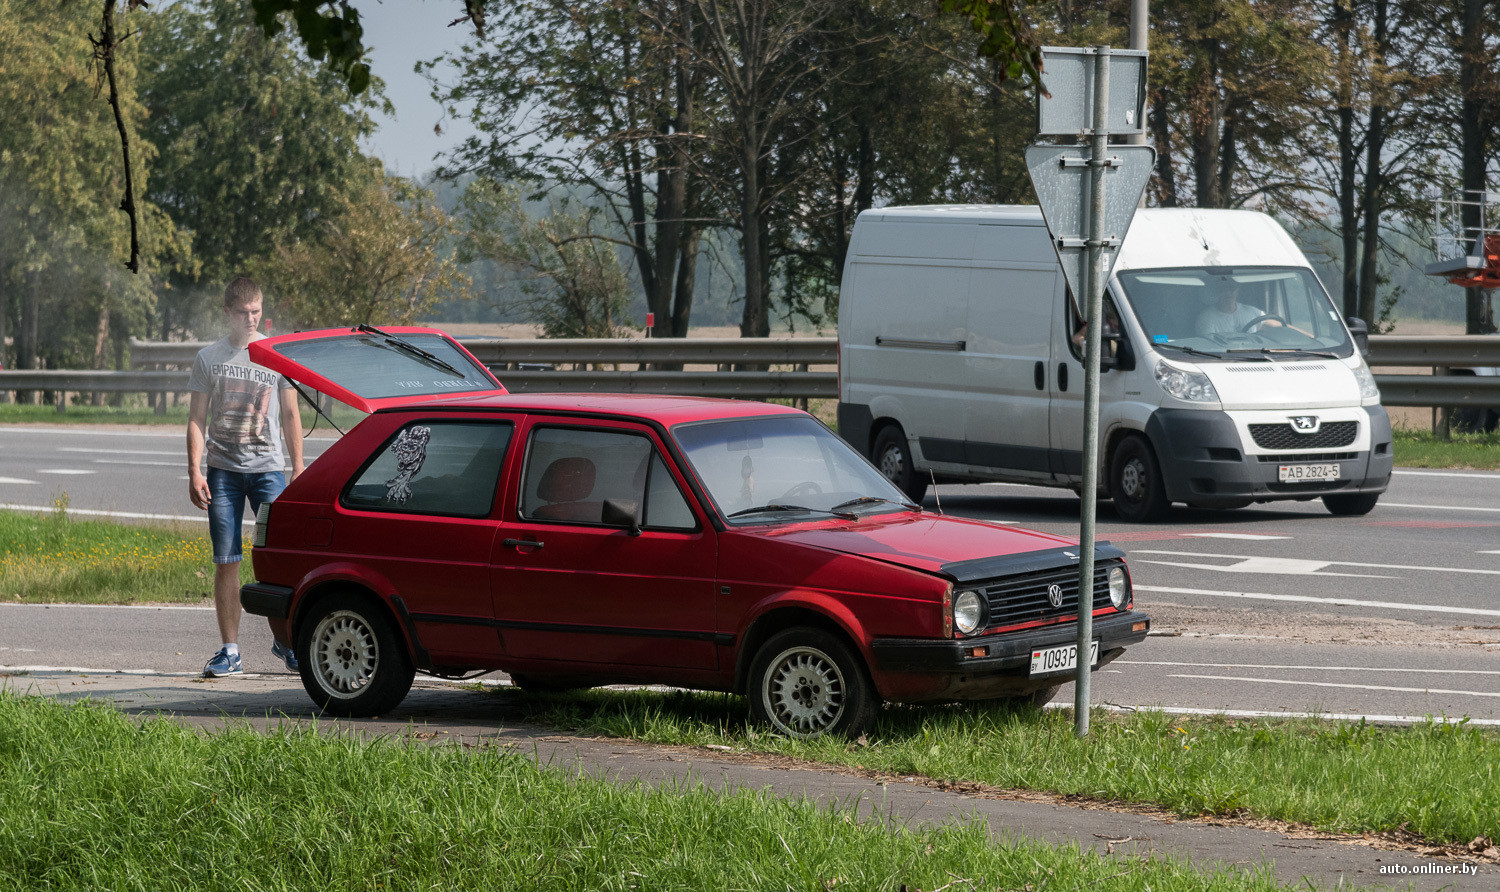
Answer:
[{"left": 373, "top": 392, "right": 809, "bottom": 426}]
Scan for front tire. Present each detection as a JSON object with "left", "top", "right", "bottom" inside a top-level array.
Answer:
[
  {"left": 1323, "top": 491, "right": 1380, "bottom": 516},
  {"left": 748, "top": 628, "right": 876, "bottom": 739},
  {"left": 1110, "top": 435, "right": 1171, "bottom": 523},
  {"left": 296, "top": 591, "right": 414, "bottom": 717},
  {"left": 873, "top": 425, "right": 927, "bottom": 504},
  {"left": 1002, "top": 683, "right": 1062, "bottom": 711}
]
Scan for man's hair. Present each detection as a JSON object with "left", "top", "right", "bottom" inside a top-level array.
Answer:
[{"left": 223, "top": 277, "right": 263, "bottom": 308}]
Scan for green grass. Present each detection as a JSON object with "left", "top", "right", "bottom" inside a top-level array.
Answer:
[
  {"left": 502, "top": 687, "right": 1500, "bottom": 848},
  {"left": 0, "top": 508, "right": 236, "bottom": 604},
  {"left": 0, "top": 694, "right": 1283, "bottom": 892},
  {"left": 1392, "top": 426, "right": 1500, "bottom": 469}
]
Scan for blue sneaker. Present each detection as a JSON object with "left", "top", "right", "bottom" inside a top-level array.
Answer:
[
  {"left": 271, "top": 641, "right": 299, "bottom": 673},
  {"left": 202, "top": 647, "right": 242, "bottom": 678}
]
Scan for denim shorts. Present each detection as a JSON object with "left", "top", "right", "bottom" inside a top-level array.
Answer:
[{"left": 207, "top": 468, "right": 286, "bottom": 564}]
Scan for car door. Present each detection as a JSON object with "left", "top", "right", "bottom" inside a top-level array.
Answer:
[
  {"left": 329, "top": 414, "right": 517, "bottom": 664},
  {"left": 488, "top": 419, "right": 720, "bottom": 670}
]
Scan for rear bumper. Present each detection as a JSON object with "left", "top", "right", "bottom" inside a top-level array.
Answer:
[
  {"left": 869, "top": 609, "right": 1149, "bottom": 701},
  {"left": 241, "top": 582, "right": 294, "bottom": 619},
  {"left": 1146, "top": 406, "right": 1393, "bottom": 505}
]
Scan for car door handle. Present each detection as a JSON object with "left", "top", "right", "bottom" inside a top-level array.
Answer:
[{"left": 503, "top": 538, "right": 544, "bottom": 550}]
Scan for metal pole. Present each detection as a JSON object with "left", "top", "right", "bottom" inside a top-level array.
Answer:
[{"left": 1074, "top": 46, "right": 1111, "bottom": 738}]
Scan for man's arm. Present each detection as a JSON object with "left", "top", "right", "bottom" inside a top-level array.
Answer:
[
  {"left": 280, "top": 386, "right": 305, "bottom": 482},
  {"left": 187, "top": 392, "right": 211, "bottom": 509}
]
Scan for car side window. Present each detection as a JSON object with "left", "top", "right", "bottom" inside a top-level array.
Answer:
[
  {"left": 343, "top": 421, "right": 512, "bottom": 517},
  {"left": 521, "top": 426, "right": 696, "bottom": 530}
]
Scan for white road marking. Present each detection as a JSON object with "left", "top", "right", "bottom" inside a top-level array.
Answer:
[
  {"left": 1118, "top": 660, "right": 1500, "bottom": 676},
  {"left": 1135, "top": 555, "right": 1392, "bottom": 578},
  {"left": 1181, "top": 533, "right": 1292, "bottom": 540},
  {"left": 1136, "top": 549, "right": 1500, "bottom": 576},
  {"left": 1085, "top": 704, "right": 1500, "bottom": 727},
  {"left": 59, "top": 447, "right": 181, "bottom": 456},
  {"left": 0, "top": 503, "right": 250, "bottom": 525},
  {"left": 0, "top": 603, "right": 213, "bottom": 611},
  {"left": 92, "top": 459, "right": 184, "bottom": 467},
  {"left": 1394, "top": 469, "right": 1500, "bottom": 479},
  {"left": 0, "top": 427, "right": 180, "bottom": 438},
  {"left": 36, "top": 469, "right": 96, "bottom": 475},
  {"left": 1482, "top": 550, "right": 1500, "bottom": 555},
  {"left": 1135, "top": 583, "right": 1500, "bottom": 618},
  {"left": 1380, "top": 501, "right": 1500, "bottom": 513},
  {"left": 0, "top": 665, "right": 252, "bottom": 676},
  {"left": 1168, "top": 673, "right": 1500, "bottom": 698},
  {"left": 0, "top": 477, "right": 38, "bottom": 485}
]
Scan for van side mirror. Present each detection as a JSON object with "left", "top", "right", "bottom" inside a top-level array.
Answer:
[
  {"left": 602, "top": 499, "right": 642, "bottom": 536},
  {"left": 1345, "top": 316, "right": 1370, "bottom": 358},
  {"left": 1099, "top": 331, "right": 1134, "bottom": 372}
]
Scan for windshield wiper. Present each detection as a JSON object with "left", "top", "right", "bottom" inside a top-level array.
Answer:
[
  {"left": 354, "top": 324, "right": 467, "bottom": 378},
  {"left": 727, "top": 503, "right": 858, "bottom": 520},
  {"left": 830, "top": 496, "right": 920, "bottom": 513},
  {"left": 1156, "top": 342, "right": 1226, "bottom": 359},
  {"left": 1228, "top": 347, "right": 1339, "bottom": 360}
]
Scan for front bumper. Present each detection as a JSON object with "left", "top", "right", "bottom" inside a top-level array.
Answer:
[
  {"left": 1146, "top": 406, "right": 1393, "bottom": 506},
  {"left": 869, "top": 609, "right": 1149, "bottom": 701}
]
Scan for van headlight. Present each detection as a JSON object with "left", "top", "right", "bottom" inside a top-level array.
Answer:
[
  {"left": 1155, "top": 360, "right": 1219, "bottom": 403},
  {"left": 1351, "top": 362, "right": 1380, "bottom": 401},
  {"left": 953, "top": 590, "right": 986, "bottom": 635},
  {"left": 1107, "top": 566, "right": 1130, "bottom": 609}
]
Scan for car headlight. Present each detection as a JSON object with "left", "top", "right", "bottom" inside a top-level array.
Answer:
[
  {"left": 1107, "top": 566, "right": 1129, "bottom": 609},
  {"left": 953, "top": 590, "right": 986, "bottom": 636},
  {"left": 1155, "top": 360, "right": 1219, "bottom": 403},
  {"left": 1351, "top": 362, "right": 1380, "bottom": 401}
]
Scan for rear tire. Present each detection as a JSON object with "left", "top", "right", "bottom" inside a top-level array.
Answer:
[
  {"left": 1110, "top": 435, "right": 1171, "bottom": 523},
  {"left": 873, "top": 425, "right": 927, "bottom": 504},
  {"left": 1323, "top": 492, "right": 1380, "bottom": 516},
  {"left": 748, "top": 628, "right": 877, "bottom": 739},
  {"left": 296, "top": 591, "right": 414, "bottom": 717}
]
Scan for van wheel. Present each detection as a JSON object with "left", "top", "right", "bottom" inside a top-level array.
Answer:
[
  {"left": 296, "top": 592, "right": 414, "bottom": 717},
  {"left": 873, "top": 425, "right": 927, "bottom": 503},
  {"left": 1323, "top": 492, "right": 1380, "bottom": 516},
  {"left": 1110, "top": 435, "right": 1171, "bottom": 523},
  {"left": 749, "top": 628, "right": 877, "bottom": 739}
]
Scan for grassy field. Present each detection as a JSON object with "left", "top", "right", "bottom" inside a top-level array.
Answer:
[
  {"left": 1391, "top": 426, "right": 1500, "bottom": 469},
  {"left": 502, "top": 687, "right": 1500, "bottom": 848},
  {"left": 0, "top": 507, "right": 231, "bottom": 604},
  {"left": 0, "top": 694, "right": 1283, "bottom": 892}
]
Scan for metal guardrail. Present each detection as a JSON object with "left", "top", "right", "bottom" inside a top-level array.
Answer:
[{"left": 4, "top": 334, "right": 1499, "bottom": 410}]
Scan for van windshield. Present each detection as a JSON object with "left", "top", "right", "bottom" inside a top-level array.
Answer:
[{"left": 1116, "top": 267, "right": 1353, "bottom": 359}]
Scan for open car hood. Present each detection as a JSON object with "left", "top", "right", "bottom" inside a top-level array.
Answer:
[{"left": 247, "top": 326, "right": 507, "bottom": 413}]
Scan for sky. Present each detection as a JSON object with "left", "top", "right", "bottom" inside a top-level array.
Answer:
[{"left": 357, "top": 1, "right": 480, "bottom": 179}]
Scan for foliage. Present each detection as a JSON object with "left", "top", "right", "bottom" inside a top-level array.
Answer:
[
  {"left": 252, "top": 170, "right": 470, "bottom": 329},
  {"left": 455, "top": 179, "right": 633, "bottom": 339},
  {"left": 936, "top": 0, "right": 1043, "bottom": 83},
  {"left": 248, "top": 0, "right": 372, "bottom": 94}
]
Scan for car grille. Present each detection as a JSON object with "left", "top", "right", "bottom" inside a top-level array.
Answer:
[
  {"left": 972, "top": 561, "right": 1118, "bottom": 629},
  {"left": 1248, "top": 421, "right": 1358, "bottom": 450}
]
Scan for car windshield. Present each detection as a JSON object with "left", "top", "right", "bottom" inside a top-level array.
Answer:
[
  {"left": 1116, "top": 267, "right": 1353, "bottom": 359},
  {"left": 672, "top": 415, "right": 914, "bottom": 524}
]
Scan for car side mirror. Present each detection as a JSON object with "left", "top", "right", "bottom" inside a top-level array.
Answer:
[
  {"left": 1345, "top": 316, "right": 1370, "bottom": 358},
  {"left": 602, "top": 499, "right": 642, "bottom": 536}
]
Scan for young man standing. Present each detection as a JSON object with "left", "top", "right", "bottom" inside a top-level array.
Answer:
[{"left": 187, "top": 277, "right": 304, "bottom": 677}]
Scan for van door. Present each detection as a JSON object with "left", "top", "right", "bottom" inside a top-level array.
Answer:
[
  {"left": 1049, "top": 284, "right": 1129, "bottom": 485},
  {"left": 962, "top": 224, "right": 1058, "bottom": 483}
]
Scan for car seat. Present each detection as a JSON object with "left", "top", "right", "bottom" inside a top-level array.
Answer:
[{"left": 531, "top": 456, "right": 601, "bottom": 522}]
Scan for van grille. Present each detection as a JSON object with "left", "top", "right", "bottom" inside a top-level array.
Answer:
[
  {"left": 972, "top": 562, "right": 1119, "bottom": 629},
  {"left": 1249, "top": 421, "right": 1358, "bottom": 450}
]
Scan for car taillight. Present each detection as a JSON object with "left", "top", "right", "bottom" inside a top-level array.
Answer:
[{"left": 253, "top": 502, "right": 272, "bottom": 548}]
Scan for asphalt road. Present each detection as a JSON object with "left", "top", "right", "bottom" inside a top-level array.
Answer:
[{"left": 2, "top": 423, "right": 1498, "bottom": 723}]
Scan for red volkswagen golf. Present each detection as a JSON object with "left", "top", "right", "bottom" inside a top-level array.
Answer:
[{"left": 243, "top": 326, "right": 1149, "bottom": 738}]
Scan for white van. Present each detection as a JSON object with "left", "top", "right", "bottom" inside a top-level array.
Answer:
[{"left": 836, "top": 205, "right": 1392, "bottom": 522}]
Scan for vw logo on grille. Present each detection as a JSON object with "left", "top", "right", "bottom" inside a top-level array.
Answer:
[
  {"left": 1047, "top": 583, "right": 1064, "bottom": 608},
  {"left": 1290, "top": 415, "right": 1321, "bottom": 434}
]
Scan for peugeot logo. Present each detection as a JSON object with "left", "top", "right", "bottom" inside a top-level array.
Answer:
[
  {"left": 1290, "top": 415, "right": 1321, "bottom": 434},
  {"left": 1047, "top": 583, "right": 1064, "bottom": 608}
]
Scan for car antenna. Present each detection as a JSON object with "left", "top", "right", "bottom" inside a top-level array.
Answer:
[{"left": 929, "top": 469, "right": 942, "bottom": 514}]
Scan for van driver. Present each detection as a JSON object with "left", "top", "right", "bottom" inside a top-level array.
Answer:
[{"left": 1195, "top": 281, "right": 1288, "bottom": 336}]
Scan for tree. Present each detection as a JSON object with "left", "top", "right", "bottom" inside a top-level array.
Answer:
[
  {"left": 252, "top": 170, "right": 470, "bottom": 328},
  {"left": 455, "top": 179, "right": 633, "bottom": 339},
  {"left": 138, "top": 0, "right": 385, "bottom": 335}
]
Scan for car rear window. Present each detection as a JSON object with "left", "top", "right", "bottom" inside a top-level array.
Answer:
[
  {"left": 269, "top": 332, "right": 499, "bottom": 400},
  {"left": 343, "top": 421, "right": 512, "bottom": 517}
]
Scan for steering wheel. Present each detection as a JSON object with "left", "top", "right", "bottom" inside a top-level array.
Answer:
[
  {"left": 1240, "top": 313, "right": 1287, "bottom": 332},
  {"left": 780, "top": 481, "right": 824, "bottom": 500}
]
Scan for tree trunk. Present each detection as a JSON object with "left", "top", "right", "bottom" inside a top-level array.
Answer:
[
  {"left": 671, "top": 227, "right": 699, "bottom": 338},
  {"left": 739, "top": 136, "right": 768, "bottom": 338},
  {"left": 1332, "top": 0, "right": 1360, "bottom": 317},
  {"left": 1356, "top": 0, "right": 1390, "bottom": 326},
  {"left": 1150, "top": 87, "right": 1178, "bottom": 207},
  {"left": 1459, "top": 0, "right": 1492, "bottom": 333}
]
